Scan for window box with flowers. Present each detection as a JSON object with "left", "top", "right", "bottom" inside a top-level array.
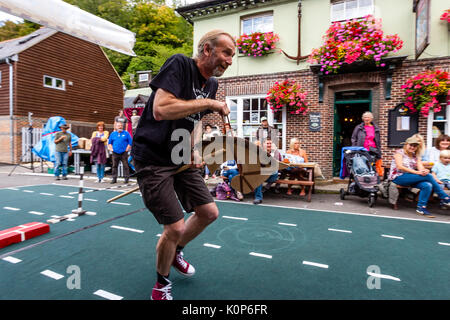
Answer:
[
  {"left": 266, "top": 79, "right": 308, "bottom": 115},
  {"left": 308, "top": 15, "right": 403, "bottom": 75},
  {"left": 401, "top": 69, "right": 450, "bottom": 118},
  {"left": 236, "top": 32, "right": 279, "bottom": 57}
]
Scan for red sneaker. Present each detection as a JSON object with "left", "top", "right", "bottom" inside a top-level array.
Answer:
[
  {"left": 151, "top": 280, "right": 173, "bottom": 300},
  {"left": 172, "top": 251, "right": 195, "bottom": 277}
]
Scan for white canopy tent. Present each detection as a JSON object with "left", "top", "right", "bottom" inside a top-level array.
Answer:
[{"left": 0, "top": 0, "right": 136, "bottom": 56}]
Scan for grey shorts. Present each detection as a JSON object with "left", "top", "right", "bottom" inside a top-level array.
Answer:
[{"left": 134, "top": 160, "right": 214, "bottom": 225}]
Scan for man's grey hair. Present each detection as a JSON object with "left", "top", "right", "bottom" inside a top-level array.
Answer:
[{"left": 196, "top": 29, "right": 235, "bottom": 59}]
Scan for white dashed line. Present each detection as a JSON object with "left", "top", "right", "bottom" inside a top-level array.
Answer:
[
  {"left": 22, "top": 190, "right": 34, "bottom": 193},
  {"left": 110, "top": 225, "right": 144, "bottom": 233},
  {"left": 86, "top": 211, "right": 97, "bottom": 216},
  {"left": 40, "top": 270, "right": 64, "bottom": 280},
  {"left": 438, "top": 242, "right": 450, "bottom": 246},
  {"left": 381, "top": 234, "right": 404, "bottom": 240},
  {"left": 6, "top": 187, "right": 19, "bottom": 191},
  {"left": 3, "top": 207, "right": 20, "bottom": 211},
  {"left": 249, "top": 252, "right": 272, "bottom": 259},
  {"left": 328, "top": 228, "right": 352, "bottom": 233},
  {"left": 278, "top": 222, "right": 297, "bottom": 227},
  {"left": 302, "top": 261, "right": 329, "bottom": 269},
  {"left": 2, "top": 256, "right": 22, "bottom": 264},
  {"left": 223, "top": 216, "right": 248, "bottom": 221},
  {"left": 28, "top": 211, "right": 45, "bottom": 216},
  {"left": 367, "top": 271, "right": 401, "bottom": 282},
  {"left": 93, "top": 290, "right": 123, "bottom": 300},
  {"left": 59, "top": 195, "right": 74, "bottom": 199},
  {"left": 84, "top": 199, "right": 98, "bottom": 202},
  {"left": 203, "top": 243, "right": 221, "bottom": 249},
  {"left": 40, "top": 193, "right": 54, "bottom": 196},
  {"left": 110, "top": 202, "right": 131, "bottom": 206}
]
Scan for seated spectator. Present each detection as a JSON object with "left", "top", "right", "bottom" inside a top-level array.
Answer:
[
  {"left": 253, "top": 139, "right": 281, "bottom": 205},
  {"left": 431, "top": 149, "right": 450, "bottom": 189},
  {"left": 277, "top": 137, "right": 309, "bottom": 196},
  {"left": 388, "top": 135, "right": 450, "bottom": 218},
  {"left": 220, "top": 159, "right": 243, "bottom": 200},
  {"left": 423, "top": 134, "right": 450, "bottom": 166}
]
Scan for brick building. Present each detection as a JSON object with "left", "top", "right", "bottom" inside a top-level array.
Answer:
[
  {"left": 0, "top": 27, "right": 124, "bottom": 164},
  {"left": 177, "top": 0, "right": 449, "bottom": 179}
]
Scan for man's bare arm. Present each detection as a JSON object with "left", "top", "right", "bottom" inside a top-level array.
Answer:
[{"left": 153, "top": 88, "right": 229, "bottom": 121}]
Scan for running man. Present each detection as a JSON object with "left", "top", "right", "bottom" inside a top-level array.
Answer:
[{"left": 131, "top": 30, "right": 236, "bottom": 300}]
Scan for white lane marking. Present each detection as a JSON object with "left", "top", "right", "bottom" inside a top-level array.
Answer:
[
  {"left": 328, "top": 228, "right": 352, "bottom": 233},
  {"left": 278, "top": 222, "right": 297, "bottom": 227},
  {"left": 223, "top": 216, "right": 248, "bottom": 221},
  {"left": 59, "top": 195, "right": 74, "bottom": 199},
  {"left": 110, "top": 202, "right": 131, "bottom": 206},
  {"left": 367, "top": 271, "right": 401, "bottom": 282},
  {"left": 93, "top": 290, "right": 123, "bottom": 300},
  {"left": 110, "top": 225, "right": 144, "bottom": 233},
  {"left": 438, "top": 242, "right": 450, "bottom": 246},
  {"left": 3, "top": 207, "right": 20, "bottom": 211},
  {"left": 40, "top": 193, "right": 54, "bottom": 196},
  {"left": 381, "top": 234, "right": 404, "bottom": 240},
  {"left": 156, "top": 234, "right": 161, "bottom": 237},
  {"left": 22, "top": 190, "right": 34, "bottom": 193},
  {"left": 40, "top": 270, "right": 64, "bottom": 280},
  {"left": 51, "top": 215, "right": 61, "bottom": 218},
  {"left": 28, "top": 211, "right": 45, "bottom": 216},
  {"left": 2, "top": 256, "right": 22, "bottom": 264},
  {"left": 302, "top": 261, "right": 329, "bottom": 269},
  {"left": 203, "top": 243, "right": 221, "bottom": 249},
  {"left": 86, "top": 211, "right": 97, "bottom": 216},
  {"left": 84, "top": 198, "right": 98, "bottom": 202},
  {"left": 6, "top": 187, "right": 19, "bottom": 191},
  {"left": 249, "top": 252, "right": 272, "bottom": 259}
]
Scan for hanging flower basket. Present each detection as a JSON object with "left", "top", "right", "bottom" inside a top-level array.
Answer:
[
  {"left": 236, "top": 32, "right": 279, "bottom": 57},
  {"left": 401, "top": 69, "right": 450, "bottom": 117},
  {"left": 266, "top": 79, "right": 308, "bottom": 115},
  {"left": 308, "top": 15, "right": 403, "bottom": 74},
  {"left": 440, "top": 9, "right": 450, "bottom": 30}
]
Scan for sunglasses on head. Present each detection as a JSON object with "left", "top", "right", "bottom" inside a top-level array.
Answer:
[{"left": 409, "top": 143, "right": 419, "bottom": 147}]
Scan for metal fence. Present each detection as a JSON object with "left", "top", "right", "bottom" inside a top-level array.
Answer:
[{"left": 21, "top": 127, "right": 43, "bottom": 162}]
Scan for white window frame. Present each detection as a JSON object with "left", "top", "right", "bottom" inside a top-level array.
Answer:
[
  {"left": 426, "top": 103, "right": 450, "bottom": 149},
  {"left": 43, "top": 75, "right": 65, "bottom": 91},
  {"left": 330, "top": 0, "right": 374, "bottom": 22},
  {"left": 241, "top": 12, "right": 274, "bottom": 35},
  {"left": 226, "top": 94, "right": 287, "bottom": 151}
]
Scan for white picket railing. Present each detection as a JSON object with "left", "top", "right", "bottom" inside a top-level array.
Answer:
[{"left": 21, "top": 127, "right": 43, "bottom": 162}]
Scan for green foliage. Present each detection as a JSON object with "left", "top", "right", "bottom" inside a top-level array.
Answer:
[{"left": 0, "top": 20, "right": 40, "bottom": 42}]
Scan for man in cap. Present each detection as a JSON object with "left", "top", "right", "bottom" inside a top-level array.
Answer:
[
  {"left": 256, "top": 116, "right": 279, "bottom": 147},
  {"left": 54, "top": 123, "right": 72, "bottom": 180}
]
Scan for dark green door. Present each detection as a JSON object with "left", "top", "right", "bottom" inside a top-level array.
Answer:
[{"left": 333, "top": 91, "right": 372, "bottom": 177}]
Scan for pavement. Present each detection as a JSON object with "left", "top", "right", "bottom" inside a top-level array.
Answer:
[{"left": 1, "top": 162, "right": 450, "bottom": 223}]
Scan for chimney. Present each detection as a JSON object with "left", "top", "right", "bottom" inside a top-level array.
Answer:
[{"left": 136, "top": 70, "right": 152, "bottom": 88}]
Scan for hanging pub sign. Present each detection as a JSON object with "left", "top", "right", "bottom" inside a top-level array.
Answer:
[
  {"left": 414, "top": 0, "right": 430, "bottom": 60},
  {"left": 309, "top": 112, "right": 321, "bottom": 131},
  {"left": 388, "top": 103, "right": 418, "bottom": 147}
]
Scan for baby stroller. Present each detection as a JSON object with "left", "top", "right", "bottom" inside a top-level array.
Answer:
[{"left": 339, "top": 147, "right": 380, "bottom": 207}]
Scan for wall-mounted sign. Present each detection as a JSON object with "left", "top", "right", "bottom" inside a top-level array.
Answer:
[
  {"left": 388, "top": 104, "right": 418, "bottom": 147},
  {"left": 309, "top": 112, "right": 321, "bottom": 131},
  {"left": 414, "top": 0, "right": 430, "bottom": 60}
]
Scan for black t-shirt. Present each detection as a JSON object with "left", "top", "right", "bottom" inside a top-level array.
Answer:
[{"left": 131, "top": 54, "right": 218, "bottom": 166}]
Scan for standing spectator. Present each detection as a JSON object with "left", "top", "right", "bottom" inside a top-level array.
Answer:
[
  {"left": 388, "top": 136, "right": 450, "bottom": 217},
  {"left": 202, "top": 123, "right": 217, "bottom": 180},
  {"left": 253, "top": 139, "right": 281, "bottom": 205},
  {"left": 351, "top": 111, "right": 382, "bottom": 176},
  {"left": 256, "top": 116, "right": 278, "bottom": 147},
  {"left": 131, "top": 110, "right": 141, "bottom": 135},
  {"left": 90, "top": 121, "right": 109, "bottom": 183},
  {"left": 54, "top": 123, "right": 72, "bottom": 180},
  {"left": 114, "top": 109, "right": 128, "bottom": 131},
  {"left": 108, "top": 122, "right": 132, "bottom": 184},
  {"left": 423, "top": 134, "right": 450, "bottom": 165}
]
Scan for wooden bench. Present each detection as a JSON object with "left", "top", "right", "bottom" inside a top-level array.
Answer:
[{"left": 275, "top": 163, "right": 316, "bottom": 202}]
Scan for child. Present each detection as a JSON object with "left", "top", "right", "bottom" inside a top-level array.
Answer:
[
  {"left": 220, "top": 160, "right": 243, "bottom": 200},
  {"left": 431, "top": 149, "right": 450, "bottom": 190}
]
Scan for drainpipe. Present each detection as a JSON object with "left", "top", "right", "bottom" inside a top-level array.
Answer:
[{"left": 5, "top": 57, "right": 14, "bottom": 163}]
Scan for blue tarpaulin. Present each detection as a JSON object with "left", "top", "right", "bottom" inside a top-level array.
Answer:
[{"left": 32, "top": 116, "right": 79, "bottom": 163}]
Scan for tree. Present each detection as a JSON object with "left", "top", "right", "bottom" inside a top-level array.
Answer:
[{"left": 0, "top": 20, "right": 40, "bottom": 42}]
